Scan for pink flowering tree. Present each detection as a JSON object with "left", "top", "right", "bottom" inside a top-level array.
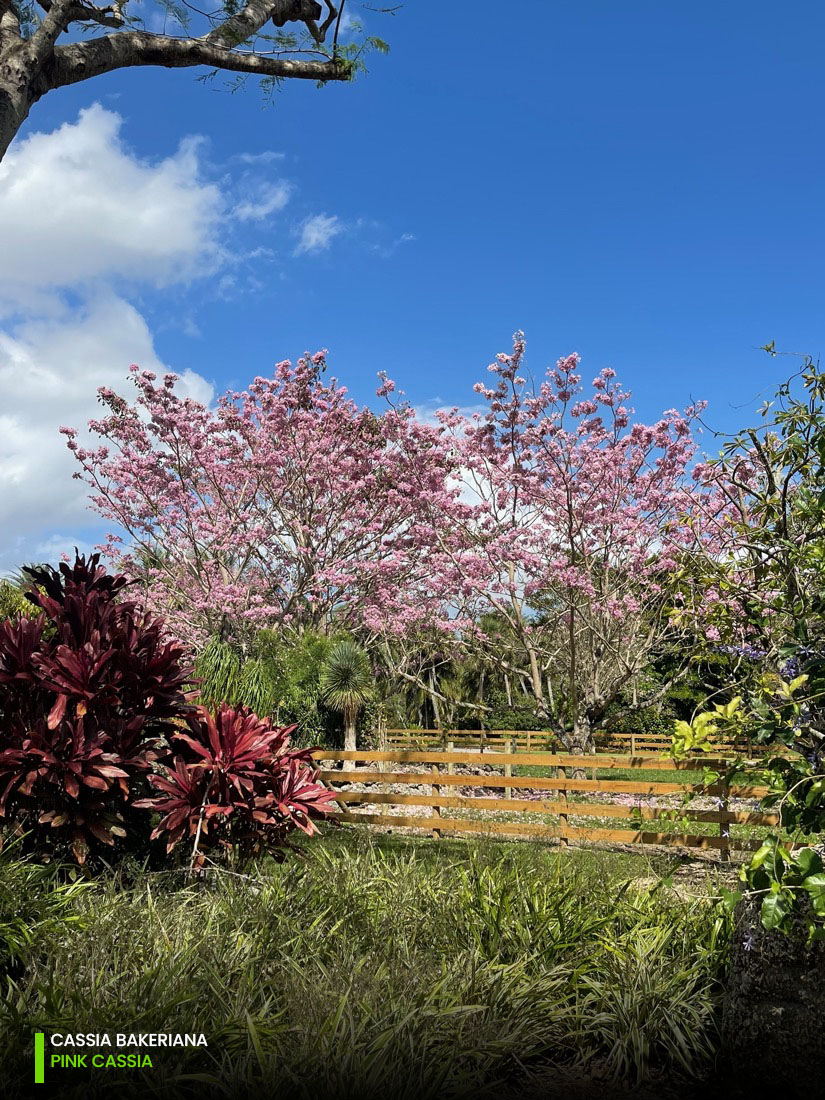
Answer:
[
  {"left": 394, "top": 333, "right": 729, "bottom": 753},
  {"left": 62, "top": 353, "right": 450, "bottom": 650}
]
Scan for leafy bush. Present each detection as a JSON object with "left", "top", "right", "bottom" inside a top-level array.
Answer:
[
  {"left": 0, "top": 580, "right": 33, "bottom": 622},
  {"left": 193, "top": 630, "right": 342, "bottom": 748},
  {"left": 482, "top": 691, "right": 550, "bottom": 735},
  {"left": 135, "top": 703, "right": 338, "bottom": 867},
  {"left": 0, "top": 554, "right": 193, "bottom": 863}
]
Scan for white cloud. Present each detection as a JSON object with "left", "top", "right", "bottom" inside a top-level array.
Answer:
[
  {"left": 0, "top": 296, "right": 213, "bottom": 545},
  {"left": 233, "top": 179, "right": 292, "bottom": 222},
  {"left": 338, "top": 10, "right": 361, "bottom": 37},
  {"left": 294, "top": 213, "right": 344, "bottom": 255},
  {"left": 0, "top": 105, "right": 224, "bottom": 304},
  {"left": 0, "top": 106, "right": 221, "bottom": 569},
  {"left": 233, "top": 150, "right": 286, "bottom": 165}
]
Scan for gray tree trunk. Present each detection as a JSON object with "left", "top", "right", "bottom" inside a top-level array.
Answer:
[
  {"left": 567, "top": 713, "right": 594, "bottom": 779},
  {"left": 0, "top": 57, "right": 35, "bottom": 161},
  {"left": 341, "top": 717, "right": 356, "bottom": 772}
]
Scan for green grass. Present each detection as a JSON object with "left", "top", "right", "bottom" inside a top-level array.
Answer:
[{"left": 0, "top": 831, "right": 731, "bottom": 1099}]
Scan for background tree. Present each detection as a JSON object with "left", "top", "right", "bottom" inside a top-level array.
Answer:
[
  {"left": 64, "top": 352, "right": 450, "bottom": 648},
  {"left": 319, "top": 638, "right": 371, "bottom": 769},
  {"left": 0, "top": 0, "right": 386, "bottom": 161},
  {"left": 395, "top": 333, "right": 730, "bottom": 753}
]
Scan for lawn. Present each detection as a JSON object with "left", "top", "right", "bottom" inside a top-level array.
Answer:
[{"left": 0, "top": 829, "right": 732, "bottom": 1099}]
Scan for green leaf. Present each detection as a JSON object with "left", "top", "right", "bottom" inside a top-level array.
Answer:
[
  {"left": 761, "top": 891, "right": 792, "bottom": 931},
  {"left": 720, "top": 887, "right": 743, "bottom": 913},
  {"left": 796, "top": 848, "right": 823, "bottom": 876},
  {"left": 788, "top": 674, "right": 809, "bottom": 695},
  {"left": 750, "top": 841, "right": 774, "bottom": 870}
]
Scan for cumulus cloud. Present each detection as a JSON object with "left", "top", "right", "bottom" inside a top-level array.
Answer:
[
  {"left": 294, "top": 213, "right": 344, "bottom": 255},
  {"left": 0, "top": 105, "right": 225, "bottom": 304},
  {"left": 0, "top": 105, "right": 220, "bottom": 568},
  {"left": 0, "top": 297, "right": 213, "bottom": 556}
]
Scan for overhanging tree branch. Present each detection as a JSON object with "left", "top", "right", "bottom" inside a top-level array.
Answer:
[
  {"left": 47, "top": 30, "right": 349, "bottom": 88},
  {"left": 0, "top": 0, "right": 366, "bottom": 161}
]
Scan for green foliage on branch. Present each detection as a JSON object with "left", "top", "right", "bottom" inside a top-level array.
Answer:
[{"left": 673, "top": 352, "right": 825, "bottom": 937}]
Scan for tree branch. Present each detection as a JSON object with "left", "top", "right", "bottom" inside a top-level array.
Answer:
[
  {"left": 27, "top": 0, "right": 74, "bottom": 64},
  {"left": 47, "top": 28, "right": 350, "bottom": 89},
  {"left": 38, "top": 0, "right": 125, "bottom": 29},
  {"left": 206, "top": 0, "right": 323, "bottom": 48},
  {"left": 0, "top": 0, "right": 22, "bottom": 46}
]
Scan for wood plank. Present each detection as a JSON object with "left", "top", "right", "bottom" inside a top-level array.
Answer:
[
  {"left": 332, "top": 791, "right": 778, "bottom": 824},
  {"left": 332, "top": 812, "right": 769, "bottom": 852},
  {"left": 318, "top": 769, "right": 770, "bottom": 799},
  {"left": 314, "top": 749, "right": 730, "bottom": 769},
  {"left": 319, "top": 770, "right": 704, "bottom": 795},
  {"left": 566, "top": 826, "right": 730, "bottom": 849},
  {"left": 567, "top": 827, "right": 768, "bottom": 852}
]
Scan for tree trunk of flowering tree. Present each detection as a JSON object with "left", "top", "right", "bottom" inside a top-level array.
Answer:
[
  {"left": 567, "top": 714, "right": 594, "bottom": 780},
  {"left": 721, "top": 896, "right": 825, "bottom": 1093},
  {"left": 568, "top": 714, "right": 593, "bottom": 755}
]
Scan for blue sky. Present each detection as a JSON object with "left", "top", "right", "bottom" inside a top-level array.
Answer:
[{"left": 1, "top": 1, "right": 824, "bottom": 567}]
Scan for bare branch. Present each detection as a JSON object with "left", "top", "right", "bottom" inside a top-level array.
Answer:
[
  {"left": 47, "top": 28, "right": 349, "bottom": 89},
  {"left": 208, "top": 0, "right": 325, "bottom": 49},
  {"left": 0, "top": 0, "right": 23, "bottom": 44},
  {"left": 27, "top": 0, "right": 74, "bottom": 63},
  {"left": 38, "top": 0, "right": 125, "bottom": 27}
]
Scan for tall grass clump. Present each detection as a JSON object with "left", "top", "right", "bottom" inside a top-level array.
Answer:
[{"left": 0, "top": 833, "right": 730, "bottom": 1098}]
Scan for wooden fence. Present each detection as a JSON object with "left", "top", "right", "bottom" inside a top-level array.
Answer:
[
  {"left": 313, "top": 748, "right": 779, "bottom": 860},
  {"left": 382, "top": 729, "right": 556, "bottom": 752},
  {"left": 382, "top": 728, "right": 770, "bottom": 756}
]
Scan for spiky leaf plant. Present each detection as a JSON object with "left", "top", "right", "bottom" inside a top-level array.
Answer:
[
  {"left": 319, "top": 641, "right": 373, "bottom": 769},
  {"left": 135, "top": 703, "right": 337, "bottom": 867},
  {"left": 0, "top": 553, "right": 193, "bottom": 864}
]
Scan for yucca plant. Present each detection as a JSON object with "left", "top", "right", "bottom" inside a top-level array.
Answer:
[
  {"left": 319, "top": 641, "right": 373, "bottom": 770},
  {"left": 135, "top": 703, "right": 338, "bottom": 868},
  {"left": 0, "top": 553, "right": 194, "bottom": 863}
]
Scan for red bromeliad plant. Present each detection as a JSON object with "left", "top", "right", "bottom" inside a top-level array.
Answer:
[
  {"left": 135, "top": 703, "right": 338, "bottom": 867},
  {"left": 0, "top": 553, "right": 193, "bottom": 863}
]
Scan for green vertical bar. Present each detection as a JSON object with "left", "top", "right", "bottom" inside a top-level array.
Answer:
[{"left": 34, "top": 1032, "right": 45, "bottom": 1084}]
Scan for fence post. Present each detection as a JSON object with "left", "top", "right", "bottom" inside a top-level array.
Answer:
[
  {"left": 447, "top": 741, "right": 454, "bottom": 776},
  {"left": 558, "top": 763, "right": 569, "bottom": 847},
  {"left": 480, "top": 729, "right": 487, "bottom": 753},
  {"left": 504, "top": 739, "right": 512, "bottom": 799},
  {"left": 719, "top": 772, "right": 731, "bottom": 863},
  {"left": 431, "top": 762, "right": 442, "bottom": 839},
  {"left": 630, "top": 731, "right": 636, "bottom": 755}
]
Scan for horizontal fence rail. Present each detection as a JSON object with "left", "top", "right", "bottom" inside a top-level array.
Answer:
[
  {"left": 313, "top": 748, "right": 780, "bottom": 859},
  {"left": 380, "top": 728, "right": 773, "bottom": 756}
]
